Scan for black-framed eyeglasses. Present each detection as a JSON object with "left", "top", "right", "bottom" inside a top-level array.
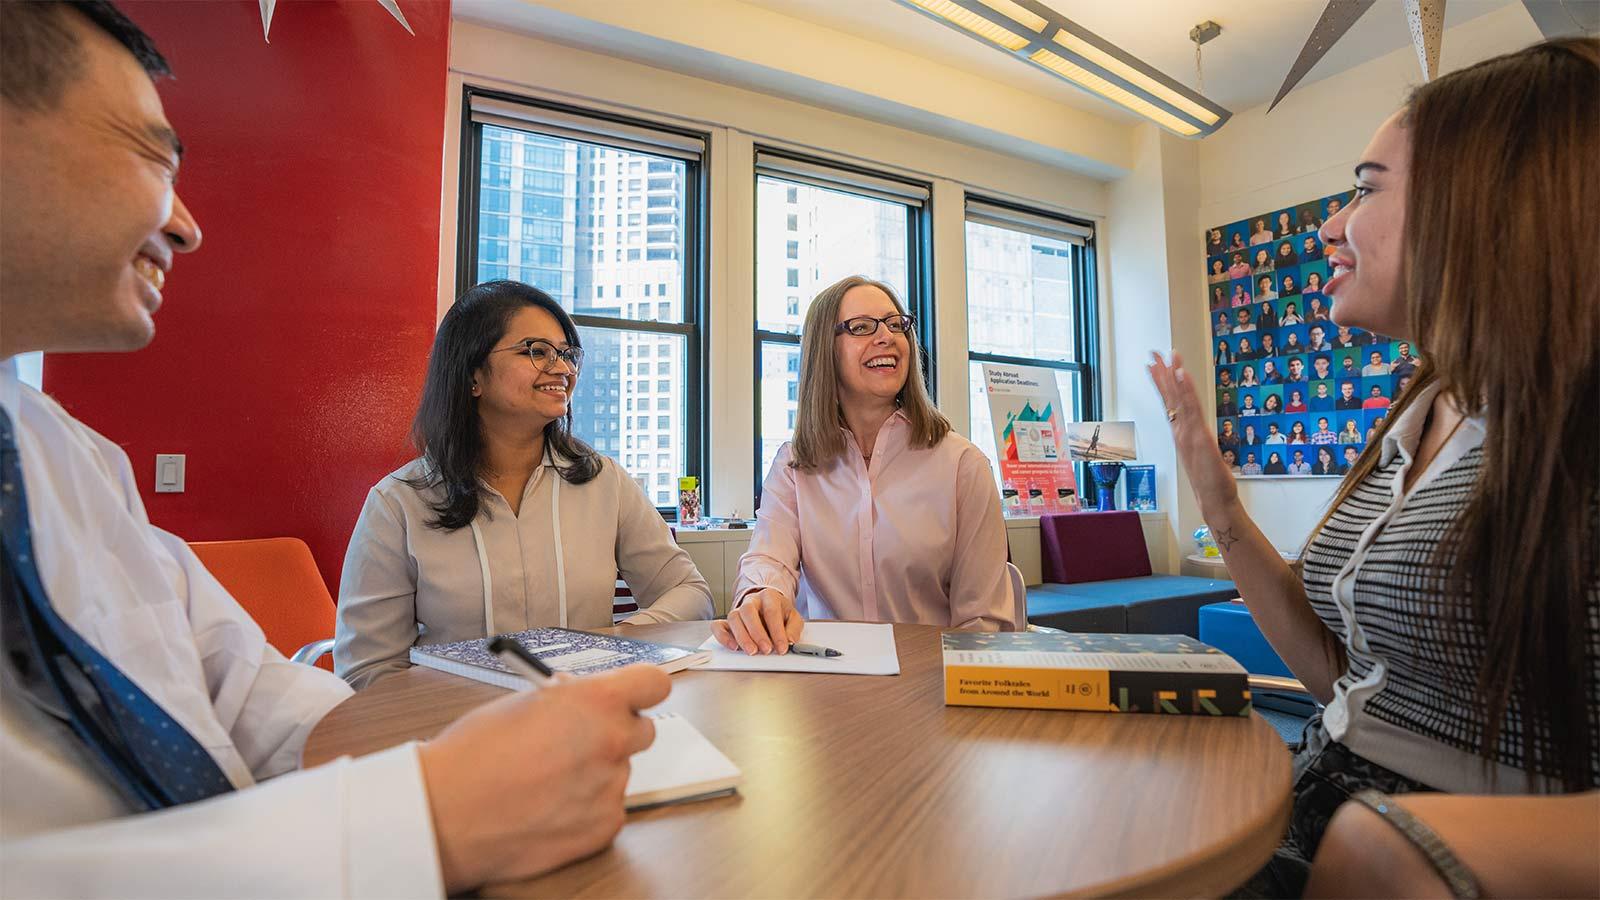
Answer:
[
  {"left": 495, "top": 339, "right": 583, "bottom": 373},
  {"left": 833, "top": 314, "right": 915, "bottom": 338}
]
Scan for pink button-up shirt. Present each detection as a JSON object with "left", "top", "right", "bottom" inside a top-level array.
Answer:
[{"left": 734, "top": 412, "right": 1016, "bottom": 631}]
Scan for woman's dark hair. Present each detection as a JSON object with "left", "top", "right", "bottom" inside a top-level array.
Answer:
[
  {"left": 406, "top": 280, "right": 603, "bottom": 530},
  {"left": 1308, "top": 37, "right": 1599, "bottom": 789}
]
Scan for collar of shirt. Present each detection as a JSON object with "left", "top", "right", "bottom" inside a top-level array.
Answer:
[
  {"left": 840, "top": 409, "right": 910, "bottom": 467},
  {"left": 1378, "top": 379, "right": 1487, "bottom": 468}
]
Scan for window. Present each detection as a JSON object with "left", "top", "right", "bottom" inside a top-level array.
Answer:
[
  {"left": 963, "top": 198, "right": 1100, "bottom": 492},
  {"left": 753, "top": 150, "right": 929, "bottom": 482},
  {"left": 465, "top": 97, "right": 704, "bottom": 511}
]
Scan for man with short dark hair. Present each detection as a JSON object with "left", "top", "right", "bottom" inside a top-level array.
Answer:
[{"left": 0, "top": 5, "right": 670, "bottom": 895}]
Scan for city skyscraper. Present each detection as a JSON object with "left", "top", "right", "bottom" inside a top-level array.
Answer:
[
  {"left": 477, "top": 125, "right": 688, "bottom": 507},
  {"left": 754, "top": 177, "right": 909, "bottom": 476}
]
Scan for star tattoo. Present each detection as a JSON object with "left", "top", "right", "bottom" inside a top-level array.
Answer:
[{"left": 1214, "top": 527, "right": 1240, "bottom": 552}]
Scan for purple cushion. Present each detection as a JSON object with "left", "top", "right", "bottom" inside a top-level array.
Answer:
[{"left": 1039, "top": 511, "right": 1152, "bottom": 583}]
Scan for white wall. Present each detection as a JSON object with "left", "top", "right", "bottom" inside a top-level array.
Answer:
[
  {"left": 441, "top": 5, "right": 1546, "bottom": 568},
  {"left": 1183, "top": 2, "right": 1544, "bottom": 551},
  {"left": 443, "top": 22, "right": 1116, "bottom": 520}
]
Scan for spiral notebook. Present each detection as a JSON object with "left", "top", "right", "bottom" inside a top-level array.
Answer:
[
  {"left": 627, "top": 713, "right": 742, "bottom": 810},
  {"left": 409, "top": 627, "right": 709, "bottom": 690}
]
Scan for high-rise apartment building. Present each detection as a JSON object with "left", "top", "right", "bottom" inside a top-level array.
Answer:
[
  {"left": 476, "top": 126, "right": 687, "bottom": 507},
  {"left": 754, "top": 177, "right": 908, "bottom": 476}
]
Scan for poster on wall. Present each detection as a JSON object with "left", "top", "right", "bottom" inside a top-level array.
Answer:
[
  {"left": 1062, "top": 421, "right": 1137, "bottom": 461},
  {"left": 982, "top": 363, "right": 1079, "bottom": 516},
  {"left": 1203, "top": 190, "right": 1422, "bottom": 479}
]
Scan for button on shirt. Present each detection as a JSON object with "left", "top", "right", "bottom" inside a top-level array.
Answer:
[
  {"left": 0, "top": 370, "right": 441, "bottom": 898},
  {"left": 734, "top": 413, "right": 1015, "bottom": 630}
]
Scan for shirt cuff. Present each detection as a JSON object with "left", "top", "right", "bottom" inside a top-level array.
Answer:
[{"left": 342, "top": 742, "right": 443, "bottom": 899}]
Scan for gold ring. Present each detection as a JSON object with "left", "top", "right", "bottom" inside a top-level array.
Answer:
[{"left": 1166, "top": 408, "right": 1178, "bottom": 422}]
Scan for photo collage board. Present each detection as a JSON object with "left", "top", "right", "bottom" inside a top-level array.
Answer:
[{"left": 1203, "top": 190, "right": 1422, "bottom": 478}]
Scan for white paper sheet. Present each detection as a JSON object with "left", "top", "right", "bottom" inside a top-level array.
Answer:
[{"left": 695, "top": 621, "right": 900, "bottom": 675}]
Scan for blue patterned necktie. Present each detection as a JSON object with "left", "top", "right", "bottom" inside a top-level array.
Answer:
[{"left": 0, "top": 406, "right": 234, "bottom": 810}]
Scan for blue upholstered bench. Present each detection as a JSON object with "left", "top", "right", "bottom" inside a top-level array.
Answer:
[
  {"left": 1026, "top": 511, "right": 1239, "bottom": 638},
  {"left": 1025, "top": 577, "right": 1240, "bottom": 636}
]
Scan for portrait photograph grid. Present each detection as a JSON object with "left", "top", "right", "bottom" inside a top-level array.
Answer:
[{"left": 1203, "top": 190, "right": 1422, "bottom": 478}]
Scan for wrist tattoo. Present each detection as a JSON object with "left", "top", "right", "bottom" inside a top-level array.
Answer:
[{"left": 1214, "top": 527, "right": 1240, "bottom": 552}]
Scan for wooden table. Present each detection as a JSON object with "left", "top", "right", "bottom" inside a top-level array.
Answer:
[{"left": 305, "top": 623, "right": 1292, "bottom": 898}]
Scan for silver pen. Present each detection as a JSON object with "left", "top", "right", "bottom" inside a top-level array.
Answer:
[{"left": 788, "top": 643, "right": 842, "bottom": 658}]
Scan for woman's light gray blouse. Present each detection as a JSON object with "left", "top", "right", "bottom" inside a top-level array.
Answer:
[{"left": 335, "top": 456, "right": 712, "bottom": 689}]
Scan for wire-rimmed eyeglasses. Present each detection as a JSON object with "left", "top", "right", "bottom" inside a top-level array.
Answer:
[
  {"left": 833, "top": 314, "right": 915, "bottom": 338},
  {"left": 494, "top": 338, "right": 584, "bottom": 373}
]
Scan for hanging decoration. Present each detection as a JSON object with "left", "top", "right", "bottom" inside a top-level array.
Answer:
[
  {"left": 1268, "top": 1, "right": 1376, "bottom": 112},
  {"left": 258, "top": 0, "right": 414, "bottom": 43},
  {"left": 1405, "top": 0, "right": 1447, "bottom": 81}
]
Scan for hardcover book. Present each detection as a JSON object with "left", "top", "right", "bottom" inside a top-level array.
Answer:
[
  {"left": 410, "top": 626, "right": 709, "bottom": 689},
  {"left": 942, "top": 631, "right": 1250, "bottom": 716}
]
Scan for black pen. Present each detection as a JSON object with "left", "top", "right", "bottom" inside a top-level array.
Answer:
[
  {"left": 489, "top": 635, "right": 555, "bottom": 688},
  {"left": 788, "top": 643, "right": 842, "bottom": 658}
]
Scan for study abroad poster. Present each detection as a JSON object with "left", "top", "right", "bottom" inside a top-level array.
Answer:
[{"left": 982, "top": 363, "right": 1079, "bottom": 515}]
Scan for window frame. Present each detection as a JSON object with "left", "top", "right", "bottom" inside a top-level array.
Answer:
[
  {"left": 456, "top": 86, "right": 712, "bottom": 516},
  {"left": 750, "top": 147, "right": 934, "bottom": 501},
  {"left": 963, "top": 194, "right": 1103, "bottom": 452}
]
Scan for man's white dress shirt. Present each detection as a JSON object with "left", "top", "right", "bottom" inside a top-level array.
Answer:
[{"left": 0, "top": 370, "right": 442, "bottom": 898}]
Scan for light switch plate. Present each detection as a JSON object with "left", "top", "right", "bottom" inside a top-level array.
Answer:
[{"left": 155, "top": 453, "right": 185, "bottom": 493}]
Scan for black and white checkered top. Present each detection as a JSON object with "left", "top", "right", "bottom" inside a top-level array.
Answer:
[{"left": 1300, "top": 385, "right": 1599, "bottom": 794}]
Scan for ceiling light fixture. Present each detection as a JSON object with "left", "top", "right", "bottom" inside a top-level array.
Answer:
[
  {"left": 905, "top": 0, "right": 1042, "bottom": 50},
  {"left": 897, "top": 0, "right": 1231, "bottom": 137}
]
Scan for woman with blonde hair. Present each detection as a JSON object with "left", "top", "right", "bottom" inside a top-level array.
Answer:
[
  {"left": 1150, "top": 38, "right": 1598, "bottom": 897},
  {"left": 713, "top": 276, "right": 1014, "bottom": 653}
]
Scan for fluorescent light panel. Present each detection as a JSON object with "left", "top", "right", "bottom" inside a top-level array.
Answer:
[
  {"left": 976, "top": 0, "right": 1047, "bottom": 33},
  {"left": 896, "top": 0, "right": 1230, "bottom": 137},
  {"left": 907, "top": 0, "right": 1032, "bottom": 50},
  {"left": 1028, "top": 49, "right": 1201, "bottom": 136},
  {"left": 1053, "top": 30, "right": 1220, "bottom": 125}
]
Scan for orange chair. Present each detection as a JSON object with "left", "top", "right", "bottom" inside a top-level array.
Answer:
[{"left": 188, "top": 538, "right": 337, "bottom": 670}]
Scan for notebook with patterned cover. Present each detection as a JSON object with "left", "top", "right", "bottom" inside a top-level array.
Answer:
[{"left": 410, "top": 627, "right": 709, "bottom": 689}]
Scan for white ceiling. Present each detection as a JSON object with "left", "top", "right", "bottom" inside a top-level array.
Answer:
[{"left": 744, "top": 0, "right": 1519, "bottom": 116}]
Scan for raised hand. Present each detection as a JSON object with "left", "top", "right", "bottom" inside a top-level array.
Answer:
[{"left": 1147, "top": 350, "right": 1239, "bottom": 517}]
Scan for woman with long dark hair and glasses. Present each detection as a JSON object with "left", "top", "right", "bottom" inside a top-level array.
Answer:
[
  {"left": 335, "top": 281, "right": 712, "bottom": 689},
  {"left": 711, "top": 275, "right": 1014, "bottom": 655},
  {"left": 1151, "top": 39, "right": 1597, "bottom": 898}
]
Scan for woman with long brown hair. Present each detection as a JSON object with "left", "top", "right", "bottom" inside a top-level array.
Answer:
[
  {"left": 1151, "top": 38, "right": 1597, "bottom": 897},
  {"left": 712, "top": 275, "right": 1014, "bottom": 654}
]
